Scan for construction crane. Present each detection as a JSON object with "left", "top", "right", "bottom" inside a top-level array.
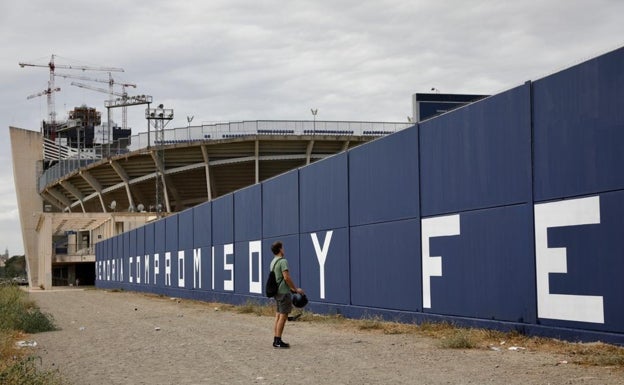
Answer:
[
  {"left": 56, "top": 72, "right": 136, "bottom": 129},
  {"left": 26, "top": 84, "right": 61, "bottom": 100},
  {"left": 19, "top": 54, "right": 124, "bottom": 129},
  {"left": 70, "top": 81, "right": 135, "bottom": 130}
]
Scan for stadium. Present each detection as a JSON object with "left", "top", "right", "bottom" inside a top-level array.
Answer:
[{"left": 11, "top": 45, "right": 624, "bottom": 345}]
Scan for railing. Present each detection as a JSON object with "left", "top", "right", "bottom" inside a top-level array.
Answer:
[
  {"left": 126, "top": 120, "right": 413, "bottom": 151},
  {"left": 38, "top": 120, "right": 413, "bottom": 192}
]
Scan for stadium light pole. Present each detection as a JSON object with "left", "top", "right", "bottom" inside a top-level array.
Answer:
[{"left": 311, "top": 108, "right": 318, "bottom": 135}]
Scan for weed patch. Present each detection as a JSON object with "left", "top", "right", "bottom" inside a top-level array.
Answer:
[{"left": 0, "top": 285, "right": 66, "bottom": 384}]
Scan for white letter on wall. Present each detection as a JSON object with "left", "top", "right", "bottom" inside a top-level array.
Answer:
[
  {"left": 311, "top": 231, "right": 333, "bottom": 299},
  {"left": 249, "top": 240, "right": 262, "bottom": 294},
  {"left": 154, "top": 253, "right": 159, "bottom": 285},
  {"left": 421, "top": 214, "right": 460, "bottom": 309},
  {"left": 224, "top": 244, "right": 234, "bottom": 291},
  {"left": 193, "top": 248, "right": 201, "bottom": 289},
  {"left": 144, "top": 254, "right": 150, "bottom": 284},
  {"left": 165, "top": 252, "right": 171, "bottom": 286},
  {"left": 136, "top": 256, "right": 141, "bottom": 284},
  {"left": 534, "top": 196, "right": 604, "bottom": 323},
  {"left": 178, "top": 250, "right": 185, "bottom": 288},
  {"left": 128, "top": 257, "right": 133, "bottom": 283},
  {"left": 211, "top": 246, "right": 215, "bottom": 290}
]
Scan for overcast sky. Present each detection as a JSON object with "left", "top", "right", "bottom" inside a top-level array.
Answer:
[{"left": 1, "top": 0, "right": 623, "bottom": 256}]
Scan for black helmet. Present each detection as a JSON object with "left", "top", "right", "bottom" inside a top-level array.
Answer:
[{"left": 292, "top": 293, "right": 308, "bottom": 308}]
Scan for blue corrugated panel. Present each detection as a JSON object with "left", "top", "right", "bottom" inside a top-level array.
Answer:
[
  {"left": 165, "top": 215, "right": 179, "bottom": 287},
  {"left": 178, "top": 209, "right": 194, "bottom": 290},
  {"left": 533, "top": 46, "right": 624, "bottom": 201},
  {"left": 106, "top": 237, "right": 112, "bottom": 262},
  {"left": 111, "top": 233, "right": 118, "bottom": 261},
  {"left": 350, "top": 219, "right": 421, "bottom": 311},
  {"left": 144, "top": 222, "right": 155, "bottom": 259},
  {"left": 300, "top": 153, "right": 348, "bottom": 233},
  {"left": 535, "top": 191, "right": 624, "bottom": 333},
  {"left": 136, "top": 226, "right": 145, "bottom": 264},
  {"left": 178, "top": 209, "right": 194, "bottom": 250},
  {"left": 420, "top": 84, "right": 532, "bottom": 216},
  {"left": 193, "top": 202, "right": 212, "bottom": 247},
  {"left": 212, "top": 194, "right": 234, "bottom": 245},
  {"left": 129, "top": 230, "right": 137, "bottom": 285},
  {"left": 349, "top": 127, "right": 420, "bottom": 226},
  {"left": 262, "top": 170, "right": 299, "bottom": 238},
  {"left": 129, "top": 230, "right": 137, "bottom": 263},
  {"left": 300, "top": 228, "right": 350, "bottom": 304},
  {"left": 234, "top": 184, "right": 262, "bottom": 241},
  {"left": 154, "top": 219, "right": 166, "bottom": 288},
  {"left": 424, "top": 204, "right": 536, "bottom": 323},
  {"left": 123, "top": 232, "right": 131, "bottom": 284}
]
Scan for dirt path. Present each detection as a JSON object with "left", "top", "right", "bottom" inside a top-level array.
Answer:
[{"left": 26, "top": 288, "right": 623, "bottom": 385}]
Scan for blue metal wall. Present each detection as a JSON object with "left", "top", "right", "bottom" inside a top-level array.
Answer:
[{"left": 97, "top": 46, "right": 624, "bottom": 344}]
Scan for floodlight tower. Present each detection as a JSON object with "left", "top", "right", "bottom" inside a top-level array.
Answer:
[
  {"left": 311, "top": 108, "right": 318, "bottom": 135},
  {"left": 146, "top": 104, "right": 174, "bottom": 215}
]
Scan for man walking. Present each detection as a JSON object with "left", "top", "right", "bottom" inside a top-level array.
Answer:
[{"left": 270, "top": 241, "right": 305, "bottom": 348}]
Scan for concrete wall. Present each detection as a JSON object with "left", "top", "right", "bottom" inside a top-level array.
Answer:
[{"left": 10, "top": 127, "right": 43, "bottom": 287}]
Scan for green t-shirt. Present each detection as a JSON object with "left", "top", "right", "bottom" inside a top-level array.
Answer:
[{"left": 270, "top": 257, "right": 290, "bottom": 294}]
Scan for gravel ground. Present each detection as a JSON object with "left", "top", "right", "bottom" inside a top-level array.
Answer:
[{"left": 26, "top": 288, "right": 624, "bottom": 385}]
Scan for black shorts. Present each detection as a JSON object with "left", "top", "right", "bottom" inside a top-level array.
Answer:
[{"left": 275, "top": 292, "right": 293, "bottom": 314}]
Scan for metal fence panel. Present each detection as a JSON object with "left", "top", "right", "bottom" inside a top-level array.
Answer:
[
  {"left": 349, "top": 127, "right": 419, "bottom": 226},
  {"left": 533, "top": 46, "right": 624, "bottom": 201},
  {"left": 420, "top": 84, "right": 532, "bottom": 216},
  {"left": 299, "top": 153, "right": 348, "bottom": 233},
  {"left": 350, "top": 219, "right": 421, "bottom": 311},
  {"left": 234, "top": 184, "right": 262, "bottom": 242},
  {"left": 262, "top": 169, "right": 299, "bottom": 238}
]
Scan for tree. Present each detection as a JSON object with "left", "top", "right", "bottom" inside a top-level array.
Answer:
[{"left": 3, "top": 255, "right": 26, "bottom": 278}]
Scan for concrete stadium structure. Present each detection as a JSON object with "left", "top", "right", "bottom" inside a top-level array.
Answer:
[{"left": 10, "top": 120, "right": 411, "bottom": 289}]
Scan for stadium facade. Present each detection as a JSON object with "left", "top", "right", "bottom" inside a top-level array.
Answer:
[{"left": 10, "top": 119, "right": 411, "bottom": 288}]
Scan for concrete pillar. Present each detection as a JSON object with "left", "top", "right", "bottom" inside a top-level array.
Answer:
[{"left": 37, "top": 214, "right": 53, "bottom": 289}]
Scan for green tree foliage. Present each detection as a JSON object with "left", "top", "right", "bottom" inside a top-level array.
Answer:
[{"left": 1, "top": 255, "right": 26, "bottom": 278}]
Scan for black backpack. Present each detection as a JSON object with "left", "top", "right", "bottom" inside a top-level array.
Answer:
[{"left": 265, "top": 260, "right": 280, "bottom": 297}]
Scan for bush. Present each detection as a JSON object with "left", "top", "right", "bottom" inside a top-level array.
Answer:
[
  {"left": 0, "top": 285, "right": 56, "bottom": 333},
  {"left": 438, "top": 329, "right": 476, "bottom": 349}
]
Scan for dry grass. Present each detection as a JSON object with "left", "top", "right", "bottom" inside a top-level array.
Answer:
[{"left": 0, "top": 285, "right": 67, "bottom": 384}]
